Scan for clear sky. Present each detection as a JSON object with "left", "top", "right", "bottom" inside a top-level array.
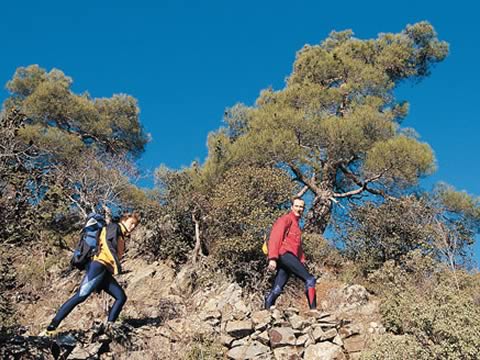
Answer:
[{"left": 2, "top": 1, "right": 479, "bottom": 262}]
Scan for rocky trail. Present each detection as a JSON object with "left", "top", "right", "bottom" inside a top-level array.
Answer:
[{"left": 1, "top": 258, "right": 385, "bottom": 359}]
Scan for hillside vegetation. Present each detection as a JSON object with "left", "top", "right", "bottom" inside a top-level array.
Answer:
[{"left": 1, "top": 21, "right": 480, "bottom": 359}]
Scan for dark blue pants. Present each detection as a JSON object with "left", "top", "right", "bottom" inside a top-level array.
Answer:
[
  {"left": 265, "top": 252, "right": 316, "bottom": 309},
  {"left": 50, "top": 261, "right": 126, "bottom": 328}
]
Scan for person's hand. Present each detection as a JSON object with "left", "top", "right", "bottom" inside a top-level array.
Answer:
[{"left": 268, "top": 260, "right": 277, "bottom": 272}]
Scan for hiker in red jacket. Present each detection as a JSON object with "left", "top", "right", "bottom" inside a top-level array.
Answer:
[{"left": 265, "top": 197, "right": 317, "bottom": 309}]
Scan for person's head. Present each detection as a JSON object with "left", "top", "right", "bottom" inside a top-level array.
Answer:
[
  {"left": 290, "top": 197, "right": 305, "bottom": 217},
  {"left": 120, "top": 212, "right": 141, "bottom": 233}
]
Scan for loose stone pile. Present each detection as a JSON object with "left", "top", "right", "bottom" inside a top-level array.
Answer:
[{"left": 219, "top": 307, "right": 367, "bottom": 360}]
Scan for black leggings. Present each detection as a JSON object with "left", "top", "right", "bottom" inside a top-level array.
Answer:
[
  {"left": 265, "top": 252, "right": 316, "bottom": 309},
  {"left": 51, "top": 261, "right": 126, "bottom": 328}
]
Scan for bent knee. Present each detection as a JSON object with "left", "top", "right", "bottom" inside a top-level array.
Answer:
[
  {"left": 118, "top": 292, "right": 127, "bottom": 305},
  {"left": 306, "top": 276, "right": 316, "bottom": 288},
  {"left": 272, "top": 285, "right": 283, "bottom": 295}
]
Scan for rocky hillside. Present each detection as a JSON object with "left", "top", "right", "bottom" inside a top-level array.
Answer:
[{"left": 1, "top": 257, "right": 387, "bottom": 359}]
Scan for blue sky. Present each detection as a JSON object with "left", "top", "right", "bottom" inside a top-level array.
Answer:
[{"left": 2, "top": 1, "right": 479, "bottom": 262}]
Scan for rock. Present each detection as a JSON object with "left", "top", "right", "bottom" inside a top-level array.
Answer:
[
  {"left": 166, "top": 316, "right": 214, "bottom": 338},
  {"left": 125, "top": 260, "right": 175, "bottom": 300},
  {"left": 252, "top": 310, "right": 272, "bottom": 331},
  {"left": 368, "top": 322, "right": 385, "bottom": 335},
  {"left": 315, "top": 314, "right": 338, "bottom": 328},
  {"left": 339, "top": 324, "right": 361, "bottom": 339},
  {"left": 304, "top": 342, "right": 346, "bottom": 360},
  {"left": 227, "top": 341, "right": 271, "bottom": 360},
  {"left": 56, "top": 333, "right": 78, "bottom": 348},
  {"left": 342, "top": 285, "right": 368, "bottom": 306},
  {"left": 311, "top": 326, "right": 336, "bottom": 342},
  {"left": 284, "top": 307, "right": 300, "bottom": 317},
  {"left": 312, "top": 326, "right": 324, "bottom": 342},
  {"left": 222, "top": 334, "right": 235, "bottom": 347},
  {"left": 321, "top": 328, "right": 338, "bottom": 341},
  {"left": 226, "top": 320, "right": 254, "bottom": 338},
  {"left": 288, "top": 314, "right": 308, "bottom": 330},
  {"left": 199, "top": 310, "right": 222, "bottom": 321},
  {"left": 343, "top": 335, "right": 365, "bottom": 353},
  {"left": 67, "top": 342, "right": 103, "bottom": 360},
  {"left": 307, "top": 310, "right": 330, "bottom": 320},
  {"left": 268, "top": 327, "right": 296, "bottom": 348},
  {"left": 231, "top": 338, "right": 248, "bottom": 348},
  {"left": 257, "top": 330, "right": 270, "bottom": 346},
  {"left": 271, "top": 309, "right": 283, "bottom": 321},
  {"left": 234, "top": 299, "right": 250, "bottom": 314},
  {"left": 203, "top": 298, "right": 220, "bottom": 312},
  {"left": 312, "top": 326, "right": 336, "bottom": 342},
  {"left": 113, "top": 350, "right": 156, "bottom": 360},
  {"left": 219, "top": 284, "right": 246, "bottom": 310},
  {"left": 332, "top": 334, "right": 343, "bottom": 347},
  {"left": 296, "top": 334, "right": 309, "bottom": 346},
  {"left": 171, "top": 263, "right": 196, "bottom": 296},
  {"left": 67, "top": 347, "right": 90, "bottom": 360},
  {"left": 273, "top": 346, "right": 302, "bottom": 360}
]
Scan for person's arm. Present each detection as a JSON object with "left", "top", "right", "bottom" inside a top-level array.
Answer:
[
  {"left": 268, "top": 217, "right": 286, "bottom": 261},
  {"left": 106, "top": 223, "right": 122, "bottom": 274},
  {"left": 299, "top": 246, "right": 306, "bottom": 264}
]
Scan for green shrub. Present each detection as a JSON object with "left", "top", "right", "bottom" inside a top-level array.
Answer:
[
  {"left": 208, "top": 165, "right": 295, "bottom": 289},
  {"left": 302, "top": 233, "right": 344, "bottom": 272},
  {"left": 183, "top": 333, "right": 223, "bottom": 360},
  {"left": 361, "top": 334, "right": 429, "bottom": 360},
  {"left": 366, "top": 251, "right": 480, "bottom": 359},
  {"left": 342, "top": 197, "right": 437, "bottom": 275}
]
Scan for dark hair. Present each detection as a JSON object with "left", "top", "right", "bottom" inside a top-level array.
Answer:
[
  {"left": 291, "top": 196, "right": 305, "bottom": 206},
  {"left": 120, "top": 212, "right": 141, "bottom": 225}
]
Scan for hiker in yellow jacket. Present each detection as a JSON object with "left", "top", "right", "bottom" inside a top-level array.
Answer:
[{"left": 46, "top": 213, "right": 140, "bottom": 334}]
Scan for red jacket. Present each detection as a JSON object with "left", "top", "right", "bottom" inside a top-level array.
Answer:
[{"left": 268, "top": 211, "right": 305, "bottom": 263}]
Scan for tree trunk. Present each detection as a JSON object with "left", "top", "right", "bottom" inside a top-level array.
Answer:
[
  {"left": 192, "top": 213, "right": 202, "bottom": 263},
  {"left": 305, "top": 193, "right": 333, "bottom": 234},
  {"left": 304, "top": 163, "right": 336, "bottom": 234}
]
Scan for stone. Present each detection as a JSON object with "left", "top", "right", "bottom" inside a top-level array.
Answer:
[
  {"left": 339, "top": 324, "right": 361, "bottom": 339},
  {"left": 304, "top": 342, "right": 346, "bottom": 360},
  {"left": 342, "top": 285, "right": 368, "bottom": 306},
  {"left": 203, "top": 298, "right": 219, "bottom": 312},
  {"left": 67, "top": 343, "right": 103, "bottom": 360},
  {"left": 231, "top": 338, "right": 248, "bottom": 347},
  {"left": 312, "top": 326, "right": 337, "bottom": 342},
  {"left": 56, "top": 334, "right": 77, "bottom": 347},
  {"left": 332, "top": 334, "right": 343, "bottom": 346},
  {"left": 343, "top": 335, "right": 365, "bottom": 353},
  {"left": 312, "top": 326, "right": 325, "bottom": 342},
  {"left": 268, "top": 327, "right": 297, "bottom": 348},
  {"left": 284, "top": 307, "right": 300, "bottom": 317},
  {"left": 271, "top": 309, "right": 283, "bottom": 321},
  {"left": 199, "top": 310, "right": 222, "bottom": 321},
  {"left": 226, "top": 320, "right": 254, "bottom": 338},
  {"left": 321, "top": 328, "right": 338, "bottom": 341},
  {"left": 288, "top": 314, "right": 308, "bottom": 330},
  {"left": 234, "top": 299, "right": 250, "bottom": 314},
  {"left": 66, "top": 347, "right": 90, "bottom": 360},
  {"left": 257, "top": 330, "right": 270, "bottom": 346},
  {"left": 222, "top": 334, "right": 235, "bottom": 347},
  {"left": 171, "top": 263, "right": 196, "bottom": 296},
  {"left": 226, "top": 341, "right": 271, "bottom": 360},
  {"left": 316, "top": 314, "right": 338, "bottom": 326},
  {"left": 296, "top": 334, "right": 309, "bottom": 346},
  {"left": 273, "top": 346, "right": 302, "bottom": 360},
  {"left": 252, "top": 310, "right": 272, "bottom": 331}
]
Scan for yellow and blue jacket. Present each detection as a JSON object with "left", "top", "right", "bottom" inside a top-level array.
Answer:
[{"left": 93, "top": 222, "right": 127, "bottom": 275}]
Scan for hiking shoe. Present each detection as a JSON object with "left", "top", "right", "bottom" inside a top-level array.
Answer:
[
  {"left": 42, "top": 324, "right": 58, "bottom": 337},
  {"left": 92, "top": 320, "right": 105, "bottom": 334}
]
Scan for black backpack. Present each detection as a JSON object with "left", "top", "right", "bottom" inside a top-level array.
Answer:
[{"left": 70, "top": 213, "right": 106, "bottom": 270}]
